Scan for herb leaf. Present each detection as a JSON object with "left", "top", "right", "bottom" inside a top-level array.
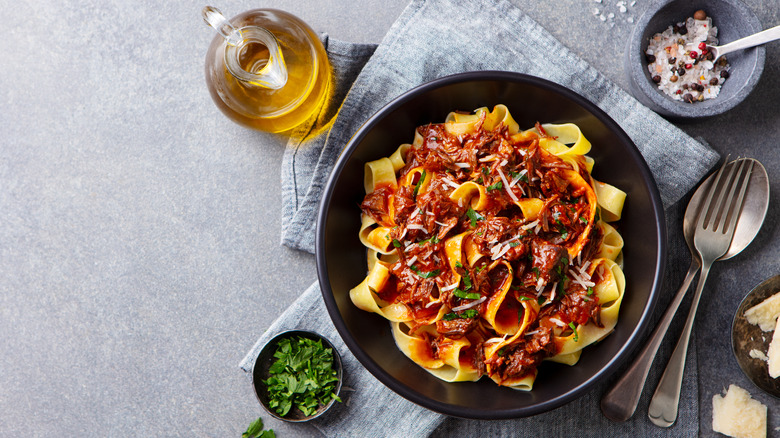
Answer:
[
  {"left": 466, "top": 207, "right": 483, "bottom": 227},
  {"left": 568, "top": 322, "right": 579, "bottom": 342},
  {"left": 392, "top": 238, "right": 402, "bottom": 248},
  {"left": 443, "top": 309, "right": 479, "bottom": 320},
  {"left": 410, "top": 265, "right": 440, "bottom": 278},
  {"left": 453, "top": 288, "right": 481, "bottom": 300},
  {"left": 413, "top": 170, "right": 427, "bottom": 198},
  {"left": 486, "top": 181, "right": 503, "bottom": 192}
]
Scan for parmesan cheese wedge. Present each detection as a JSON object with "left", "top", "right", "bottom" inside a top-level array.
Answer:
[
  {"left": 767, "top": 315, "right": 780, "bottom": 378},
  {"left": 745, "top": 291, "right": 780, "bottom": 331},
  {"left": 712, "top": 384, "right": 766, "bottom": 438}
]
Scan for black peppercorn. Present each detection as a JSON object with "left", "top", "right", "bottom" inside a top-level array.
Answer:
[
  {"left": 678, "top": 67, "right": 686, "bottom": 76},
  {"left": 683, "top": 93, "right": 694, "bottom": 103},
  {"left": 646, "top": 54, "right": 656, "bottom": 63},
  {"left": 709, "top": 78, "right": 719, "bottom": 86},
  {"left": 720, "top": 70, "right": 730, "bottom": 79},
  {"left": 669, "top": 57, "right": 677, "bottom": 64},
  {"left": 652, "top": 75, "right": 662, "bottom": 83}
]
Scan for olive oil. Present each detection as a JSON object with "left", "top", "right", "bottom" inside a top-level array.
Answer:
[{"left": 204, "top": 8, "right": 331, "bottom": 133}]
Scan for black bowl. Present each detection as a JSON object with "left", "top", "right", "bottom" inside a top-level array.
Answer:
[{"left": 316, "top": 71, "right": 666, "bottom": 419}]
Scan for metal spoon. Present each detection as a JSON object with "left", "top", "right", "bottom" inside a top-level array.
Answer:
[
  {"left": 709, "top": 24, "right": 780, "bottom": 62},
  {"left": 600, "top": 158, "right": 769, "bottom": 422}
]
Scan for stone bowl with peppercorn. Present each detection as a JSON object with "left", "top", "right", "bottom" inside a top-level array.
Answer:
[{"left": 625, "top": 0, "right": 765, "bottom": 118}]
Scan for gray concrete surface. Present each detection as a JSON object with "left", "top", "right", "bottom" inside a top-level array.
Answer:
[{"left": 1, "top": 0, "right": 778, "bottom": 437}]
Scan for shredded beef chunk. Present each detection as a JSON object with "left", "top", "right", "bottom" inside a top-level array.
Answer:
[
  {"left": 531, "top": 238, "right": 568, "bottom": 283},
  {"left": 360, "top": 185, "right": 393, "bottom": 222},
  {"left": 436, "top": 317, "right": 478, "bottom": 339}
]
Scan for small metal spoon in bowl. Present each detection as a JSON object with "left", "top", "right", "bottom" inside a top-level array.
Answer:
[
  {"left": 600, "top": 158, "right": 769, "bottom": 423},
  {"left": 709, "top": 24, "right": 780, "bottom": 62}
]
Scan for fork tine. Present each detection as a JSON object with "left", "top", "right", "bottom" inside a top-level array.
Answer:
[
  {"left": 708, "top": 158, "right": 742, "bottom": 230},
  {"left": 712, "top": 158, "right": 745, "bottom": 231},
  {"left": 697, "top": 156, "right": 731, "bottom": 230},
  {"left": 721, "top": 159, "right": 754, "bottom": 235}
]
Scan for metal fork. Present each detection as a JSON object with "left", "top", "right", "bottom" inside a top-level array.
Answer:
[{"left": 648, "top": 158, "right": 754, "bottom": 427}]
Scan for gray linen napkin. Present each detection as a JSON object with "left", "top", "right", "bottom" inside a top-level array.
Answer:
[{"left": 242, "top": 0, "right": 722, "bottom": 436}]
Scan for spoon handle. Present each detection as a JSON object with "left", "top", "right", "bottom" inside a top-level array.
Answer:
[
  {"left": 648, "top": 260, "right": 713, "bottom": 427},
  {"left": 717, "top": 24, "right": 780, "bottom": 59},
  {"left": 600, "top": 260, "right": 699, "bottom": 422}
]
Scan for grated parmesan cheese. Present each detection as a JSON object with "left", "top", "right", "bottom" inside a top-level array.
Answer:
[
  {"left": 745, "top": 291, "right": 780, "bottom": 331},
  {"left": 767, "top": 315, "right": 780, "bottom": 378},
  {"left": 440, "top": 283, "right": 458, "bottom": 292},
  {"left": 749, "top": 349, "right": 768, "bottom": 362},
  {"left": 452, "top": 296, "right": 486, "bottom": 312},
  {"left": 712, "top": 384, "right": 766, "bottom": 438},
  {"left": 496, "top": 166, "right": 518, "bottom": 202}
]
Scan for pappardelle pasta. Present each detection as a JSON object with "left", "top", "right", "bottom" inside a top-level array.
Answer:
[{"left": 350, "top": 105, "right": 627, "bottom": 390}]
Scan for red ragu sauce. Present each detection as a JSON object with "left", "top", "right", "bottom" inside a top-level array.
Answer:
[{"left": 360, "top": 114, "right": 606, "bottom": 383}]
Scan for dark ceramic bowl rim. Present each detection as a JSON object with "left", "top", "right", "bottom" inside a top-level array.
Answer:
[
  {"left": 627, "top": 0, "right": 765, "bottom": 118},
  {"left": 316, "top": 71, "right": 666, "bottom": 419},
  {"left": 251, "top": 330, "right": 344, "bottom": 422}
]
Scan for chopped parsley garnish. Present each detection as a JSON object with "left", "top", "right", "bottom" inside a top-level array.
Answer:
[
  {"left": 264, "top": 336, "right": 341, "bottom": 418},
  {"left": 559, "top": 228, "right": 569, "bottom": 239},
  {"left": 392, "top": 239, "right": 402, "bottom": 248},
  {"left": 519, "top": 172, "right": 529, "bottom": 183},
  {"left": 410, "top": 265, "right": 440, "bottom": 278},
  {"left": 518, "top": 295, "right": 531, "bottom": 301},
  {"left": 455, "top": 261, "right": 463, "bottom": 268},
  {"left": 579, "top": 216, "right": 589, "bottom": 224},
  {"left": 461, "top": 273, "right": 473, "bottom": 290},
  {"left": 531, "top": 267, "right": 540, "bottom": 280},
  {"left": 537, "top": 295, "right": 546, "bottom": 305},
  {"left": 476, "top": 176, "right": 484, "bottom": 185},
  {"left": 413, "top": 170, "right": 426, "bottom": 198},
  {"left": 453, "top": 288, "right": 481, "bottom": 300},
  {"left": 481, "top": 166, "right": 490, "bottom": 177},
  {"left": 508, "top": 241, "right": 520, "bottom": 247},
  {"left": 568, "top": 322, "right": 579, "bottom": 342},
  {"left": 587, "top": 287, "right": 594, "bottom": 296},
  {"left": 466, "top": 207, "right": 483, "bottom": 227},
  {"left": 418, "top": 235, "right": 440, "bottom": 246},
  {"left": 486, "top": 181, "right": 503, "bottom": 191},
  {"left": 443, "top": 309, "right": 479, "bottom": 320},
  {"left": 475, "top": 264, "right": 486, "bottom": 273}
]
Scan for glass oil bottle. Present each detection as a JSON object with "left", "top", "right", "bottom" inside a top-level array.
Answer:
[{"left": 202, "top": 7, "right": 331, "bottom": 133}]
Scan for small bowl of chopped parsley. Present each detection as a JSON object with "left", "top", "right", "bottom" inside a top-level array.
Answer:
[{"left": 252, "top": 330, "right": 343, "bottom": 422}]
